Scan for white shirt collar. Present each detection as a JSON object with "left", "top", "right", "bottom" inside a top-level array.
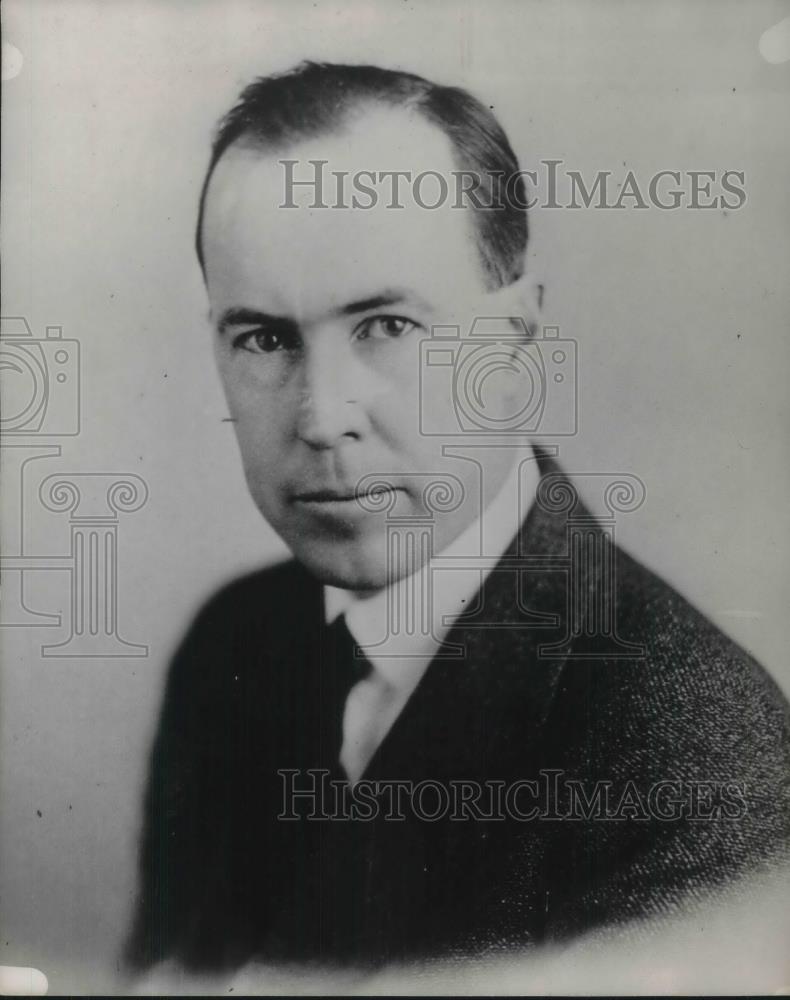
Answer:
[{"left": 324, "top": 444, "right": 539, "bottom": 692}]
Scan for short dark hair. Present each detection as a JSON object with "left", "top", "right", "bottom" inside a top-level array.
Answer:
[{"left": 195, "top": 61, "right": 528, "bottom": 289}]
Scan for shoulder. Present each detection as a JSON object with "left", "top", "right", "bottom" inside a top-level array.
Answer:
[
  {"left": 554, "top": 540, "right": 790, "bottom": 783},
  {"left": 195, "top": 557, "right": 314, "bottom": 617},
  {"left": 540, "top": 541, "right": 790, "bottom": 890},
  {"left": 614, "top": 543, "right": 787, "bottom": 718},
  {"left": 161, "top": 558, "right": 320, "bottom": 701},
  {"left": 531, "top": 453, "right": 787, "bottom": 717},
  {"left": 180, "top": 558, "right": 318, "bottom": 640}
]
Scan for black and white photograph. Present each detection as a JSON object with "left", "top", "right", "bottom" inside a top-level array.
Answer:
[{"left": 1, "top": 0, "right": 789, "bottom": 994}]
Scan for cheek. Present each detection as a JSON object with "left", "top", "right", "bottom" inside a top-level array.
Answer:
[
  {"left": 373, "top": 384, "right": 428, "bottom": 457},
  {"left": 234, "top": 410, "right": 284, "bottom": 467},
  {"left": 370, "top": 372, "right": 458, "bottom": 468},
  {"left": 232, "top": 424, "right": 287, "bottom": 522},
  {"left": 222, "top": 384, "right": 288, "bottom": 483},
  {"left": 217, "top": 357, "right": 281, "bottom": 432}
]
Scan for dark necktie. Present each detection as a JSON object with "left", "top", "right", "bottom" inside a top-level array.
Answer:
[{"left": 319, "top": 613, "right": 372, "bottom": 777}]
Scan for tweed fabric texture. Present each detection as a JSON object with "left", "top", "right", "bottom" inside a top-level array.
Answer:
[{"left": 126, "top": 457, "right": 790, "bottom": 970}]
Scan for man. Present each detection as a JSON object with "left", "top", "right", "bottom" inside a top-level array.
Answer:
[{"left": 126, "top": 62, "right": 790, "bottom": 973}]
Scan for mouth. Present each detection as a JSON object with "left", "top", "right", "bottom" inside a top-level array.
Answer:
[
  {"left": 292, "top": 485, "right": 401, "bottom": 509},
  {"left": 295, "top": 489, "right": 359, "bottom": 502}
]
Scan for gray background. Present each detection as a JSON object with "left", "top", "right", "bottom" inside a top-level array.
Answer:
[{"left": 1, "top": 0, "right": 788, "bottom": 992}]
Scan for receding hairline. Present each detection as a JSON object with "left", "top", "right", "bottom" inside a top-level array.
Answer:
[
  {"left": 199, "top": 104, "right": 487, "bottom": 294},
  {"left": 229, "top": 96, "right": 435, "bottom": 154},
  {"left": 197, "top": 96, "right": 472, "bottom": 249},
  {"left": 195, "top": 63, "right": 529, "bottom": 289}
]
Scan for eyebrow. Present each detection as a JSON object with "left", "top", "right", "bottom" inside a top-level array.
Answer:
[
  {"left": 339, "top": 289, "right": 430, "bottom": 315},
  {"left": 216, "top": 289, "right": 431, "bottom": 333},
  {"left": 216, "top": 306, "right": 289, "bottom": 334}
]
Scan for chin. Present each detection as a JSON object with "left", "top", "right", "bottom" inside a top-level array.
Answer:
[{"left": 290, "top": 538, "right": 393, "bottom": 592}]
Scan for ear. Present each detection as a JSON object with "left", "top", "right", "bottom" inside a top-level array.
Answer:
[{"left": 485, "top": 271, "right": 544, "bottom": 338}]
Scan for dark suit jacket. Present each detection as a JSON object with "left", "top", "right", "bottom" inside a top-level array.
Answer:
[{"left": 126, "top": 455, "right": 790, "bottom": 972}]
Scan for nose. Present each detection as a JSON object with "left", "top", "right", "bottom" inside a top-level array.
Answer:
[{"left": 294, "top": 337, "right": 369, "bottom": 449}]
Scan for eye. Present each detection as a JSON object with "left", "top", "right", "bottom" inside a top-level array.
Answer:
[
  {"left": 232, "top": 327, "right": 299, "bottom": 354},
  {"left": 355, "top": 315, "right": 419, "bottom": 342}
]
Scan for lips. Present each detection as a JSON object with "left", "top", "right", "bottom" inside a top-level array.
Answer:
[
  {"left": 294, "top": 489, "right": 358, "bottom": 502},
  {"left": 292, "top": 485, "right": 399, "bottom": 504}
]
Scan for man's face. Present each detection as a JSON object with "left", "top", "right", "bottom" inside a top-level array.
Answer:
[{"left": 202, "top": 105, "right": 524, "bottom": 589}]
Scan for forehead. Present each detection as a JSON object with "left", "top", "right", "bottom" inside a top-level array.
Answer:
[{"left": 201, "top": 105, "right": 486, "bottom": 320}]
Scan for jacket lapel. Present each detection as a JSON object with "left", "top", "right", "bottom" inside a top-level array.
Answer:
[{"left": 364, "top": 452, "right": 579, "bottom": 783}]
